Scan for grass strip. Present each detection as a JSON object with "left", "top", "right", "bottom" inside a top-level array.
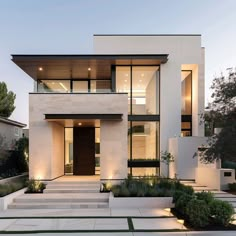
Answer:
[{"left": 127, "top": 217, "right": 134, "bottom": 231}]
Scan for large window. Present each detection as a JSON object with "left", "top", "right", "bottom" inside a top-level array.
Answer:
[
  {"left": 181, "top": 70, "right": 192, "bottom": 136},
  {"left": 181, "top": 71, "right": 192, "bottom": 115},
  {"left": 37, "top": 79, "right": 111, "bottom": 93},
  {"left": 116, "top": 66, "right": 159, "bottom": 115},
  {"left": 129, "top": 121, "right": 159, "bottom": 160}
]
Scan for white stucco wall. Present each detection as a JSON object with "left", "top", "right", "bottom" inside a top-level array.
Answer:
[
  {"left": 168, "top": 137, "right": 207, "bottom": 179},
  {"left": 94, "top": 35, "right": 204, "bottom": 176},
  {"left": 29, "top": 93, "right": 127, "bottom": 180}
]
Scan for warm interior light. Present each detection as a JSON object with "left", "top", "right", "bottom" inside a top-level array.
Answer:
[
  {"left": 141, "top": 73, "right": 144, "bottom": 77},
  {"left": 38, "top": 67, "right": 43, "bottom": 71},
  {"left": 124, "top": 80, "right": 127, "bottom": 82},
  {"left": 59, "top": 82, "right": 68, "bottom": 92},
  {"left": 78, "top": 123, "right": 82, "bottom": 126},
  {"left": 88, "top": 67, "right": 91, "bottom": 71}
]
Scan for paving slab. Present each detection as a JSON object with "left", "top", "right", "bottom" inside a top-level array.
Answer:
[
  {"left": 139, "top": 208, "right": 173, "bottom": 217},
  {"left": 57, "top": 218, "right": 95, "bottom": 230},
  {"left": 94, "top": 218, "right": 128, "bottom": 230},
  {"left": 5, "top": 218, "right": 56, "bottom": 231},
  {"left": 0, "top": 219, "right": 16, "bottom": 230},
  {"left": 132, "top": 218, "right": 185, "bottom": 230},
  {"left": 111, "top": 208, "right": 141, "bottom": 216}
]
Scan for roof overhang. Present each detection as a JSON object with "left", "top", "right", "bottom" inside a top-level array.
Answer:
[{"left": 11, "top": 54, "right": 168, "bottom": 80}]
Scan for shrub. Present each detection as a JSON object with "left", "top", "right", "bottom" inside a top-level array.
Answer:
[
  {"left": 228, "top": 183, "right": 236, "bottom": 191},
  {"left": 175, "top": 193, "right": 194, "bottom": 215},
  {"left": 195, "top": 191, "right": 214, "bottom": 204},
  {"left": 119, "top": 185, "right": 130, "bottom": 197},
  {"left": 158, "top": 178, "right": 174, "bottom": 190},
  {"left": 25, "top": 179, "right": 46, "bottom": 193},
  {"left": 186, "top": 199, "right": 211, "bottom": 228},
  {"left": 209, "top": 199, "right": 234, "bottom": 226},
  {"left": 111, "top": 185, "right": 121, "bottom": 197},
  {"left": 0, "top": 180, "right": 26, "bottom": 197}
]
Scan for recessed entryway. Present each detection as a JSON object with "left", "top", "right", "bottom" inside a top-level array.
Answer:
[{"left": 64, "top": 125, "right": 100, "bottom": 176}]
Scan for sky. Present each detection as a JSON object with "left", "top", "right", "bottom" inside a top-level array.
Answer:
[{"left": 0, "top": 0, "right": 236, "bottom": 126}]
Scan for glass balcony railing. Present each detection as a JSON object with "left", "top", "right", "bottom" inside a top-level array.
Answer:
[{"left": 37, "top": 79, "right": 113, "bottom": 93}]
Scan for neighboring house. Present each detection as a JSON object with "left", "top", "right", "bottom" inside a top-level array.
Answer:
[
  {"left": 12, "top": 34, "right": 206, "bottom": 181},
  {"left": 0, "top": 117, "right": 26, "bottom": 150}
]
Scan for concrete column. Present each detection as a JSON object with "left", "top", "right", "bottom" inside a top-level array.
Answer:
[{"left": 100, "top": 120, "right": 128, "bottom": 181}]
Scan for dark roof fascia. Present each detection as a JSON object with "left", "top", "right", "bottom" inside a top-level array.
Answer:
[
  {"left": 11, "top": 54, "right": 168, "bottom": 63},
  {"left": 45, "top": 114, "right": 123, "bottom": 120},
  {"left": 0, "top": 117, "right": 26, "bottom": 127},
  {"left": 94, "top": 34, "right": 201, "bottom": 36}
]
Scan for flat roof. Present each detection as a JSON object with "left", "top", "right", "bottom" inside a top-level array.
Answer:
[
  {"left": 94, "top": 34, "right": 201, "bottom": 36},
  {"left": 12, "top": 54, "right": 168, "bottom": 80}
]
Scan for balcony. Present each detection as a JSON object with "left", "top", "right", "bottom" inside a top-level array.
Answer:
[{"left": 37, "top": 79, "right": 113, "bottom": 93}]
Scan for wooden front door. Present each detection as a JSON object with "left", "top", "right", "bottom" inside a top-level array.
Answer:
[{"left": 73, "top": 127, "right": 95, "bottom": 175}]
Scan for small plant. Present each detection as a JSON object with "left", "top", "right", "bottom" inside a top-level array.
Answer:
[
  {"left": 186, "top": 199, "right": 211, "bottom": 228},
  {"left": 160, "top": 151, "right": 174, "bottom": 178},
  {"left": 25, "top": 179, "right": 46, "bottom": 193},
  {"left": 209, "top": 199, "right": 234, "bottom": 226}
]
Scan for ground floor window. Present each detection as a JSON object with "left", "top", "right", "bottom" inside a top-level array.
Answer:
[{"left": 128, "top": 121, "right": 160, "bottom": 176}]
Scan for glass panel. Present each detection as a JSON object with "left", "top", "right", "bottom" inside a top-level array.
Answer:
[
  {"left": 65, "top": 128, "right": 73, "bottom": 174},
  {"left": 132, "top": 66, "right": 159, "bottom": 115},
  {"left": 91, "top": 80, "right": 111, "bottom": 93},
  {"left": 131, "top": 121, "right": 159, "bottom": 160},
  {"left": 38, "top": 80, "right": 70, "bottom": 93},
  {"left": 95, "top": 128, "right": 100, "bottom": 168},
  {"left": 181, "top": 131, "right": 191, "bottom": 137},
  {"left": 115, "top": 66, "right": 131, "bottom": 114},
  {"left": 181, "top": 71, "right": 192, "bottom": 115},
  {"left": 132, "top": 168, "right": 157, "bottom": 176},
  {"left": 73, "top": 81, "right": 88, "bottom": 92}
]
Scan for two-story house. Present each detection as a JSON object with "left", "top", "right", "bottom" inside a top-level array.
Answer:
[{"left": 12, "top": 34, "right": 205, "bottom": 182}]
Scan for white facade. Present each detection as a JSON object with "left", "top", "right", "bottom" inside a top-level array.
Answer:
[
  {"left": 94, "top": 35, "right": 205, "bottom": 176},
  {"left": 13, "top": 34, "right": 205, "bottom": 181}
]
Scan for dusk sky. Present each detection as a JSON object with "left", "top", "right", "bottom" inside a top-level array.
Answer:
[{"left": 0, "top": 0, "right": 236, "bottom": 126}]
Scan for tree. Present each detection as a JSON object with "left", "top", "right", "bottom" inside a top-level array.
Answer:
[
  {"left": 0, "top": 82, "right": 16, "bottom": 118},
  {"left": 201, "top": 68, "right": 236, "bottom": 163}
]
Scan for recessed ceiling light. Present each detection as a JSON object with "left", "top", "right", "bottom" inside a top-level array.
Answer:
[
  {"left": 88, "top": 68, "right": 91, "bottom": 71},
  {"left": 139, "top": 79, "right": 142, "bottom": 82},
  {"left": 124, "top": 79, "right": 127, "bottom": 82},
  {"left": 78, "top": 122, "right": 82, "bottom": 126},
  {"left": 38, "top": 67, "right": 43, "bottom": 71},
  {"left": 141, "top": 73, "right": 144, "bottom": 77},
  {"left": 125, "top": 74, "right": 128, "bottom": 77}
]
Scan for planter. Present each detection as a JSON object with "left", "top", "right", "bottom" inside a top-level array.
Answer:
[
  {"left": 0, "top": 172, "right": 28, "bottom": 185},
  {"left": 109, "top": 192, "right": 174, "bottom": 208},
  {"left": 0, "top": 187, "right": 27, "bottom": 211},
  {"left": 128, "top": 160, "right": 160, "bottom": 168}
]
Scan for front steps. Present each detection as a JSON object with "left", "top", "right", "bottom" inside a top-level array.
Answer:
[
  {"left": 44, "top": 181, "right": 101, "bottom": 194},
  {"left": 8, "top": 180, "right": 109, "bottom": 209},
  {"left": 180, "top": 180, "right": 218, "bottom": 192}
]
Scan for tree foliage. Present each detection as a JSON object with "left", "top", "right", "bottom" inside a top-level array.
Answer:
[
  {"left": 202, "top": 69, "right": 236, "bottom": 162},
  {"left": 0, "top": 81, "right": 16, "bottom": 118}
]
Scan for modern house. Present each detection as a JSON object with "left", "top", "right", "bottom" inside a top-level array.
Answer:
[
  {"left": 0, "top": 116, "right": 26, "bottom": 150},
  {"left": 12, "top": 34, "right": 206, "bottom": 182}
]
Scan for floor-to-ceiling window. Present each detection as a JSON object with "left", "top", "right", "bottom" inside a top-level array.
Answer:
[
  {"left": 116, "top": 66, "right": 160, "bottom": 176},
  {"left": 65, "top": 128, "right": 73, "bottom": 174},
  {"left": 181, "top": 70, "right": 192, "bottom": 136}
]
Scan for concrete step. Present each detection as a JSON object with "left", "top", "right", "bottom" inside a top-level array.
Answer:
[
  {"left": 8, "top": 202, "right": 109, "bottom": 209},
  {"left": 214, "top": 197, "right": 236, "bottom": 202},
  {"left": 48, "top": 181, "right": 100, "bottom": 185},
  {"left": 13, "top": 193, "right": 109, "bottom": 203},
  {"left": 44, "top": 189, "right": 100, "bottom": 194},
  {"left": 192, "top": 186, "right": 218, "bottom": 191},
  {"left": 46, "top": 184, "right": 100, "bottom": 189}
]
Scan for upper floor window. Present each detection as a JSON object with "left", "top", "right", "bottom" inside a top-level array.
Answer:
[
  {"left": 116, "top": 66, "right": 160, "bottom": 115},
  {"left": 181, "top": 70, "right": 192, "bottom": 115}
]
